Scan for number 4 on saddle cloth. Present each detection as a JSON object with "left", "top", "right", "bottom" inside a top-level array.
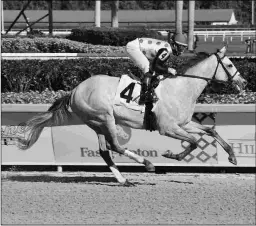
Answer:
[{"left": 114, "top": 74, "right": 161, "bottom": 131}]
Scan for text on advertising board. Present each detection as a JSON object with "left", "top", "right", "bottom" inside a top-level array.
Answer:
[{"left": 229, "top": 139, "right": 255, "bottom": 156}]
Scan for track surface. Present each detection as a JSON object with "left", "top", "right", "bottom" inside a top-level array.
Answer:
[{"left": 1, "top": 171, "right": 255, "bottom": 225}]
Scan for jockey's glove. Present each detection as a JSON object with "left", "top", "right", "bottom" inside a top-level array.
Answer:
[{"left": 168, "top": 68, "right": 177, "bottom": 76}]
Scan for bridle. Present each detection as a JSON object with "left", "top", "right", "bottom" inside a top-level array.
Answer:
[
  {"left": 162, "top": 53, "right": 239, "bottom": 85},
  {"left": 212, "top": 53, "right": 239, "bottom": 85}
]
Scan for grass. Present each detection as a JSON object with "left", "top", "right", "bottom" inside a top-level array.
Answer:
[{"left": 195, "top": 35, "right": 256, "bottom": 54}]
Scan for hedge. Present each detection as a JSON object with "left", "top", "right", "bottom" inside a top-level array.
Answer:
[
  {"left": 1, "top": 57, "right": 255, "bottom": 93},
  {"left": 66, "top": 27, "right": 166, "bottom": 46},
  {"left": 2, "top": 89, "right": 255, "bottom": 104},
  {"left": 1, "top": 37, "right": 126, "bottom": 54}
]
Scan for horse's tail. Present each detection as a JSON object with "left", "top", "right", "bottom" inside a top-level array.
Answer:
[{"left": 18, "top": 93, "right": 72, "bottom": 150}]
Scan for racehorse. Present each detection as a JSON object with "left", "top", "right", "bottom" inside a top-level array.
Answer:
[{"left": 17, "top": 46, "right": 247, "bottom": 186}]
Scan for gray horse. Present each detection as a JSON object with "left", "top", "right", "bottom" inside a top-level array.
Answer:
[{"left": 17, "top": 46, "right": 247, "bottom": 186}]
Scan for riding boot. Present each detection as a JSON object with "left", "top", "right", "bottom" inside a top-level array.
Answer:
[{"left": 139, "top": 73, "right": 152, "bottom": 105}]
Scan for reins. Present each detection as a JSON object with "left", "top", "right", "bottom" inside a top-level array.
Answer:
[
  {"left": 159, "top": 53, "right": 237, "bottom": 85},
  {"left": 162, "top": 73, "right": 227, "bottom": 84}
]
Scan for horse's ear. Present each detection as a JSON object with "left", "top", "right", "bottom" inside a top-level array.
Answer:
[
  {"left": 223, "top": 41, "right": 229, "bottom": 48},
  {"left": 218, "top": 46, "right": 227, "bottom": 56}
]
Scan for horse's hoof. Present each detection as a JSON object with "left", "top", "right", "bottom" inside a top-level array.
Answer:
[
  {"left": 162, "top": 150, "right": 177, "bottom": 160},
  {"left": 228, "top": 156, "right": 237, "bottom": 165},
  {"left": 123, "top": 180, "right": 135, "bottom": 187},
  {"left": 143, "top": 159, "right": 155, "bottom": 172}
]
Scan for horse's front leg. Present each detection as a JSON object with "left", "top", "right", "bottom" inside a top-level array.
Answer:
[
  {"left": 161, "top": 124, "right": 198, "bottom": 161},
  {"left": 182, "top": 121, "right": 237, "bottom": 165}
]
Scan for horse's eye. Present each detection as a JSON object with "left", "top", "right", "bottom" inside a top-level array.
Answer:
[{"left": 227, "top": 64, "right": 233, "bottom": 68}]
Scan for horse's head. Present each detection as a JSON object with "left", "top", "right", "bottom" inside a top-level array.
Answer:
[{"left": 213, "top": 46, "right": 247, "bottom": 92}]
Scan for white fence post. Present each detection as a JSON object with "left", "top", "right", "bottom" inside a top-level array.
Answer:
[
  {"left": 57, "top": 166, "right": 62, "bottom": 172},
  {"left": 1, "top": 0, "right": 4, "bottom": 34}
]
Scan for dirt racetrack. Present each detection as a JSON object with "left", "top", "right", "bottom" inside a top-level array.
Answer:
[{"left": 1, "top": 171, "right": 255, "bottom": 225}]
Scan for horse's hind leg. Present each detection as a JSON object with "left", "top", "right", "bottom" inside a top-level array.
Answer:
[
  {"left": 182, "top": 121, "right": 237, "bottom": 165},
  {"left": 161, "top": 125, "right": 198, "bottom": 161},
  {"left": 103, "top": 116, "right": 155, "bottom": 173},
  {"left": 97, "top": 133, "right": 135, "bottom": 186},
  {"left": 86, "top": 123, "right": 128, "bottom": 185}
]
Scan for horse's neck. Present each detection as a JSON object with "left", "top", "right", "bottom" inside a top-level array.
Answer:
[{"left": 185, "top": 55, "right": 217, "bottom": 101}]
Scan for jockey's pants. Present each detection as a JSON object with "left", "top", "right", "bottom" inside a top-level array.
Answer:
[{"left": 125, "top": 38, "right": 150, "bottom": 74}]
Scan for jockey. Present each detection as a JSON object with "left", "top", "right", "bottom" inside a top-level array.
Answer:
[{"left": 126, "top": 33, "right": 188, "bottom": 104}]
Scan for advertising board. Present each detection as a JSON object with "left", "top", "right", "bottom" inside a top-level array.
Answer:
[
  {"left": 1, "top": 105, "right": 255, "bottom": 167},
  {"left": 1, "top": 112, "right": 55, "bottom": 164},
  {"left": 1, "top": 125, "right": 54, "bottom": 164},
  {"left": 52, "top": 113, "right": 218, "bottom": 166},
  {"left": 215, "top": 113, "right": 256, "bottom": 166}
]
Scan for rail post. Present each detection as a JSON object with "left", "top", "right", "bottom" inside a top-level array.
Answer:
[
  {"left": 48, "top": 0, "right": 53, "bottom": 35},
  {"left": 57, "top": 166, "right": 63, "bottom": 172},
  {"left": 245, "top": 37, "right": 253, "bottom": 53},
  {"left": 1, "top": 0, "right": 4, "bottom": 34},
  {"left": 95, "top": 0, "right": 101, "bottom": 27}
]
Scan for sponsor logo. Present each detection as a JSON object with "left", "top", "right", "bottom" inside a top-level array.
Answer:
[
  {"left": 116, "top": 124, "right": 132, "bottom": 145},
  {"left": 1, "top": 124, "right": 29, "bottom": 146},
  {"left": 80, "top": 125, "right": 133, "bottom": 158},
  {"left": 229, "top": 139, "right": 255, "bottom": 157}
]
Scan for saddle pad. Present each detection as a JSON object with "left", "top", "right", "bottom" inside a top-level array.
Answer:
[{"left": 114, "top": 74, "right": 145, "bottom": 112}]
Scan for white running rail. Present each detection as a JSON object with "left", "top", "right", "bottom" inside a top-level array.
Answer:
[
  {"left": 3, "top": 29, "right": 256, "bottom": 38},
  {"left": 2, "top": 53, "right": 255, "bottom": 60}
]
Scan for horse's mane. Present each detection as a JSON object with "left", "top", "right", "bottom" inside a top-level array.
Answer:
[{"left": 177, "top": 52, "right": 211, "bottom": 74}]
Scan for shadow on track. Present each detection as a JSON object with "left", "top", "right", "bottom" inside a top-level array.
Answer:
[
  {"left": 167, "top": 180, "right": 193, "bottom": 184},
  {"left": 3, "top": 175, "right": 156, "bottom": 186}
]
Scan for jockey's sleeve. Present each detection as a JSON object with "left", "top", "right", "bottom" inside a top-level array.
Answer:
[{"left": 151, "top": 48, "right": 170, "bottom": 74}]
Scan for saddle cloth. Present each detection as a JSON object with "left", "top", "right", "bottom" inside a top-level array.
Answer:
[
  {"left": 114, "top": 74, "right": 144, "bottom": 111},
  {"left": 114, "top": 74, "right": 161, "bottom": 112}
]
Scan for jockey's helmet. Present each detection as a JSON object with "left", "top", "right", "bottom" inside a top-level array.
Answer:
[
  {"left": 174, "top": 33, "right": 188, "bottom": 47},
  {"left": 173, "top": 33, "right": 188, "bottom": 55}
]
